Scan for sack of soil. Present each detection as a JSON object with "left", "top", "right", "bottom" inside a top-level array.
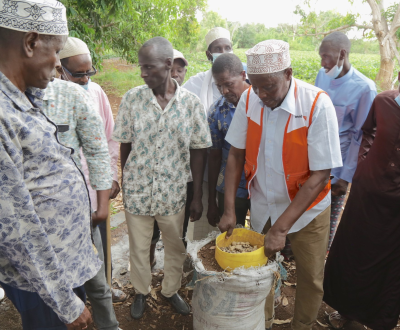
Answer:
[{"left": 187, "top": 231, "right": 279, "bottom": 330}]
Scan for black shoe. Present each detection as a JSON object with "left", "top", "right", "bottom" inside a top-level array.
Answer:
[
  {"left": 164, "top": 293, "right": 190, "bottom": 315},
  {"left": 130, "top": 294, "right": 147, "bottom": 319}
]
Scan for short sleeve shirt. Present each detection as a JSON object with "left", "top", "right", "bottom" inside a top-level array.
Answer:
[{"left": 113, "top": 80, "right": 212, "bottom": 216}]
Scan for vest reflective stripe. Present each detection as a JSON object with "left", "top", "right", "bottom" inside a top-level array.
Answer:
[{"left": 244, "top": 83, "right": 330, "bottom": 210}]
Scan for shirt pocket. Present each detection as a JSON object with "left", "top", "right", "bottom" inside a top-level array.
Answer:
[{"left": 334, "top": 105, "right": 347, "bottom": 128}]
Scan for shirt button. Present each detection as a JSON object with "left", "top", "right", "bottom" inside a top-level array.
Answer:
[
  {"left": 159, "top": 130, "right": 162, "bottom": 132},
  {"left": 391, "top": 163, "right": 395, "bottom": 167},
  {"left": 397, "top": 148, "right": 400, "bottom": 151},
  {"left": 268, "top": 140, "right": 271, "bottom": 143}
]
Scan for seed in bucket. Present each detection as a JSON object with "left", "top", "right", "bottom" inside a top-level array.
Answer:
[{"left": 220, "top": 241, "right": 259, "bottom": 253}]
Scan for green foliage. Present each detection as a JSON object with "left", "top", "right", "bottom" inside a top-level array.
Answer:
[
  {"left": 60, "top": 0, "right": 206, "bottom": 66},
  {"left": 196, "top": 11, "right": 229, "bottom": 50},
  {"left": 93, "top": 49, "right": 398, "bottom": 97}
]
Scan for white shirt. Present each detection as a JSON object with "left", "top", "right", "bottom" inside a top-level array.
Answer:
[
  {"left": 226, "top": 78, "right": 342, "bottom": 233},
  {"left": 183, "top": 69, "right": 221, "bottom": 114}
]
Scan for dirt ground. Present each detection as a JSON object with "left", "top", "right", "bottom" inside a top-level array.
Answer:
[{"left": 0, "top": 59, "right": 391, "bottom": 330}]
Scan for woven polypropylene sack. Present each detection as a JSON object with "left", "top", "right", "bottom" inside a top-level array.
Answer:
[{"left": 187, "top": 231, "right": 278, "bottom": 330}]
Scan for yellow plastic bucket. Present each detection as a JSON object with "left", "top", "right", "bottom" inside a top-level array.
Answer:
[{"left": 215, "top": 228, "right": 268, "bottom": 271}]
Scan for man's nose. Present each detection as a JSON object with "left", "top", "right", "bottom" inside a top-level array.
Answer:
[
  {"left": 222, "top": 86, "right": 229, "bottom": 95},
  {"left": 81, "top": 75, "right": 89, "bottom": 84},
  {"left": 140, "top": 70, "right": 147, "bottom": 78},
  {"left": 55, "top": 54, "right": 61, "bottom": 69},
  {"left": 171, "top": 70, "right": 178, "bottom": 78}
]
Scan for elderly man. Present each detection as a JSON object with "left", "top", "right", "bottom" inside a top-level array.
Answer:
[
  {"left": 150, "top": 48, "right": 190, "bottom": 266},
  {"left": 0, "top": 1, "right": 99, "bottom": 329},
  {"left": 113, "top": 37, "right": 211, "bottom": 319},
  {"left": 324, "top": 72, "right": 400, "bottom": 329},
  {"left": 56, "top": 36, "right": 126, "bottom": 304},
  {"left": 219, "top": 40, "right": 342, "bottom": 330},
  {"left": 183, "top": 27, "right": 235, "bottom": 240},
  {"left": 207, "top": 53, "right": 250, "bottom": 227},
  {"left": 315, "top": 32, "right": 376, "bottom": 249},
  {"left": 42, "top": 45, "right": 121, "bottom": 329}
]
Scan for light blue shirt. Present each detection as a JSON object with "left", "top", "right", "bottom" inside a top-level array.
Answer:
[{"left": 315, "top": 66, "right": 377, "bottom": 183}]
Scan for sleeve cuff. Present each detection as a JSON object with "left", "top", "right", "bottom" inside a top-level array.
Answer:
[{"left": 56, "top": 290, "right": 85, "bottom": 324}]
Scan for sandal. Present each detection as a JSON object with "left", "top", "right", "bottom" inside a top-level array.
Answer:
[
  {"left": 328, "top": 311, "right": 349, "bottom": 329},
  {"left": 112, "top": 288, "right": 127, "bottom": 303}
]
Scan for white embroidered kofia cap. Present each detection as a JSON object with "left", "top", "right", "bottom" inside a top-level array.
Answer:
[
  {"left": 173, "top": 49, "right": 188, "bottom": 66},
  {"left": 59, "top": 37, "right": 90, "bottom": 59},
  {"left": 0, "top": 0, "right": 68, "bottom": 35},
  {"left": 246, "top": 40, "right": 291, "bottom": 74},
  {"left": 205, "top": 27, "right": 231, "bottom": 48}
]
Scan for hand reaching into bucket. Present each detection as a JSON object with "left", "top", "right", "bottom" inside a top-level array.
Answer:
[
  {"left": 263, "top": 227, "right": 286, "bottom": 258},
  {"left": 218, "top": 211, "right": 237, "bottom": 238}
]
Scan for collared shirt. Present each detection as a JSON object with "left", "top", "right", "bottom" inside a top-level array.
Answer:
[
  {"left": 0, "top": 72, "right": 101, "bottom": 323},
  {"left": 315, "top": 66, "right": 377, "bottom": 183},
  {"left": 226, "top": 78, "right": 342, "bottom": 233},
  {"left": 80, "top": 81, "right": 119, "bottom": 211},
  {"left": 208, "top": 95, "right": 248, "bottom": 198},
  {"left": 112, "top": 80, "right": 212, "bottom": 216},
  {"left": 42, "top": 78, "right": 113, "bottom": 191}
]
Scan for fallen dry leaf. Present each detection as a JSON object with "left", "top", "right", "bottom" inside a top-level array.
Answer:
[
  {"left": 273, "top": 318, "right": 292, "bottom": 325},
  {"left": 284, "top": 281, "right": 296, "bottom": 286},
  {"left": 150, "top": 325, "right": 156, "bottom": 329},
  {"left": 150, "top": 288, "right": 158, "bottom": 300},
  {"left": 171, "top": 315, "right": 175, "bottom": 320},
  {"left": 282, "top": 297, "right": 289, "bottom": 307},
  {"left": 316, "top": 320, "right": 330, "bottom": 328},
  {"left": 209, "top": 246, "right": 216, "bottom": 250}
]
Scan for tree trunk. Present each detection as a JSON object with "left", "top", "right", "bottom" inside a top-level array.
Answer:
[{"left": 375, "top": 36, "right": 395, "bottom": 91}]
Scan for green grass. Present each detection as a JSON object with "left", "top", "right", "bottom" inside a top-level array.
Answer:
[{"left": 92, "top": 49, "right": 398, "bottom": 97}]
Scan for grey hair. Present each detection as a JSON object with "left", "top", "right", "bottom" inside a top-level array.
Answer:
[
  {"left": 321, "top": 32, "right": 351, "bottom": 54},
  {"left": 140, "top": 36, "right": 174, "bottom": 61},
  {"left": 212, "top": 53, "right": 243, "bottom": 76}
]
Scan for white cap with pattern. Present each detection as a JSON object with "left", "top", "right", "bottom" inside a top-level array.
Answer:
[
  {"left": 205, "top": 27, "right": 231, "bottom": 48},
  {"left": 0, "top": 0, "right": 68, "bottom": 35},
  {"left": 246, "top": 40, "right": 291, "bottom": 74},
  {"left": 59, "top": 37, "right": 90, "bottom": 59}
]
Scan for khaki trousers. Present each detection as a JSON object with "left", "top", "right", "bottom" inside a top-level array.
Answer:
[
  {"left": 263, "top": 206, "right": 330, "bottom": 330},
  {"left": 125, "top": 207, "right": 186, "bottom": 297}
]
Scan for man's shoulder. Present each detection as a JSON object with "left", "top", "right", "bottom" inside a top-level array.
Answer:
[
  {"left": 46, "top": 79, "right": 88, "bottom": 101},
  {"left": 351, "top": 67, "right": 376, "bottom": 92},
  {"left": 122, "top": 84, "right": 149, "bottom": 99},
  {"left": 185, "top": 70, "right": 208, "bottom": 82},
  {"left": 296, "top": 78, "right": 323, "bottom": 94},
  {"left": 178, "top": 87, "right": 203, "bottom": 105}
]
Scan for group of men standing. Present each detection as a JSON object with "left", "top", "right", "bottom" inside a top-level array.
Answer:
[{"left": 1, "top": 1, "right": 400, "bottom": 330}]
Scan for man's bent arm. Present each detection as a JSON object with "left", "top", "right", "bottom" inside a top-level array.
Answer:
[
  {"left": 208, "top": 149, "right": 222, "bottom": 225},
  {"left": 190, "top": 148, "right": 208, "bottom": 221},
  {"left": 120, "top": 143, "right": 132, "bottom": 179},
  {"left": 264, "top": 169, "right": 330, "bottom": 257},
  {"left": 92, "top": 189, "right": 111, "bottom": 226},
  {"left": 218, "top": 146, "right": 245, "bottom": 236}
]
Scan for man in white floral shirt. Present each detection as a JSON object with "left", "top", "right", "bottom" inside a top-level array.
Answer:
[{"left": 113, "top": 37, "right": 212, "bottom": 319}]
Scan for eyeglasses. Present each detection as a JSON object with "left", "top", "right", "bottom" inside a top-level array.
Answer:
[{"left": 62, "top": 65, "right": 97, "bottom": 78}]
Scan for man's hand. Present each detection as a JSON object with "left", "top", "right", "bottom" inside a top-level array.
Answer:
[
  {"left": 331, "top": 179, "right": 349, "bottom": 197},
  {"left": 109, "top": 180, "right": 120, "bottom": 199},
  {"left": 92, "top": 189, "right": 110, "bottom": 227},
  {"left": 189, "top": 197, "right": 203, "bottom": 222},
  {"left": 263, "top": 227, "right": 287, "bottom": 258},
  {"left": 207, "top": 201, "right": 220, "bottom": 227},
  {"left": 218, "top": 212, "right": 236, "bottom": 238},
  {"left": 66, "top": 306, "right": 93, "bottom": 330}
]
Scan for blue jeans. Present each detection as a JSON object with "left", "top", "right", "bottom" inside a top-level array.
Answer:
[{"left": 0, "top": 281, "right": 85, "bottom": 330}]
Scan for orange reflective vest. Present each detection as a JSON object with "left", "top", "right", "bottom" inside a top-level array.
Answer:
[{"left": 244, "top": 81, "right": 330, "bottom": 211}]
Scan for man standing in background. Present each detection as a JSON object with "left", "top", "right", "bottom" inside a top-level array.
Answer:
[
  {"left": 57, "top": 37, "right": 127, "bottom": 304},
  {"left": 43, "top": 57, "right": 121, "bottom": 329},
  {"left": 183, "top": 27, "right": 234, "bottom": 240},
  {"left": 207, "top": 53, "right": 251, "bottom": 227},
  {"left": 315, "top": 31, "right": 376, "bottom": 250}
]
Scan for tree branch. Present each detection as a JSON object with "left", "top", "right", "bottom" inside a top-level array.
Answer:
[
  {"left": 381, "top": 4, "right": 400, "bottom": 45},
  {"left": 294, "top": 23, "right": 373, "bottom": 37}
]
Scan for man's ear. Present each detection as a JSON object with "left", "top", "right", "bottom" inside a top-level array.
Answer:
[
  {"left": 285, "top": 67, "right": 293, "bottom": 81},
  {"left": 241, "top": 70, "right": 246, "bottom": 80},
  {"left": 23, "top": 32, "right": 40, "bottom": 58},
  {"left": 339, "top": 49, "right": 347, "bottom": 61},
  {"left": 165, "top": 57, "right": 173, "bottom": 70},
  {"left": 206, "top": 50, "right": 213, "bottom": 62}
]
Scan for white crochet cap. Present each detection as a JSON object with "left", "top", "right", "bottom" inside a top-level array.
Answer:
[
  {"left": 246, "top": 40, "right": 291, "bottom": 74},
  {"left": 59, "top": 37, "right": 90, "bottom": 60},
  {"left": 205, "top": 27, "right": 231, "bottom": 48},
  {"left": 0, "top": 0, "right": 68, "bottom": 35},
  {"left": 173, "top": 49, "right": 188, "bottom": 66}
]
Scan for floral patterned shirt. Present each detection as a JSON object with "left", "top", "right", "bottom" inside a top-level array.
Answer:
[
  {"left": 0, "top": 72, "right": 102, "bottom": 323},
  {"left": 42, "top": 78, "right": 113, "bottom": 191},
  {"left": 113, "top": 81, "right": 212, "bottom": 216}
]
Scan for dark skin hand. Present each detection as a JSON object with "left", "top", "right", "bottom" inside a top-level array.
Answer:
[
  {"left": 190, "top": 148, "right": 208, "bottom": 221},
  {"left": 207, "top": 149, "right": 222, "bottom": 226},
  {"left": 65, "top": 305, "right": 93, "bottom": 330},
  {"left": 109, "top": 180, "right": 120, "bottom": 199},
  {"left": 331, "top": 178, "right": 348, "bottom": 197},
  {"left": 92, "top": 189, "right": 111, "bottom": 227}
]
